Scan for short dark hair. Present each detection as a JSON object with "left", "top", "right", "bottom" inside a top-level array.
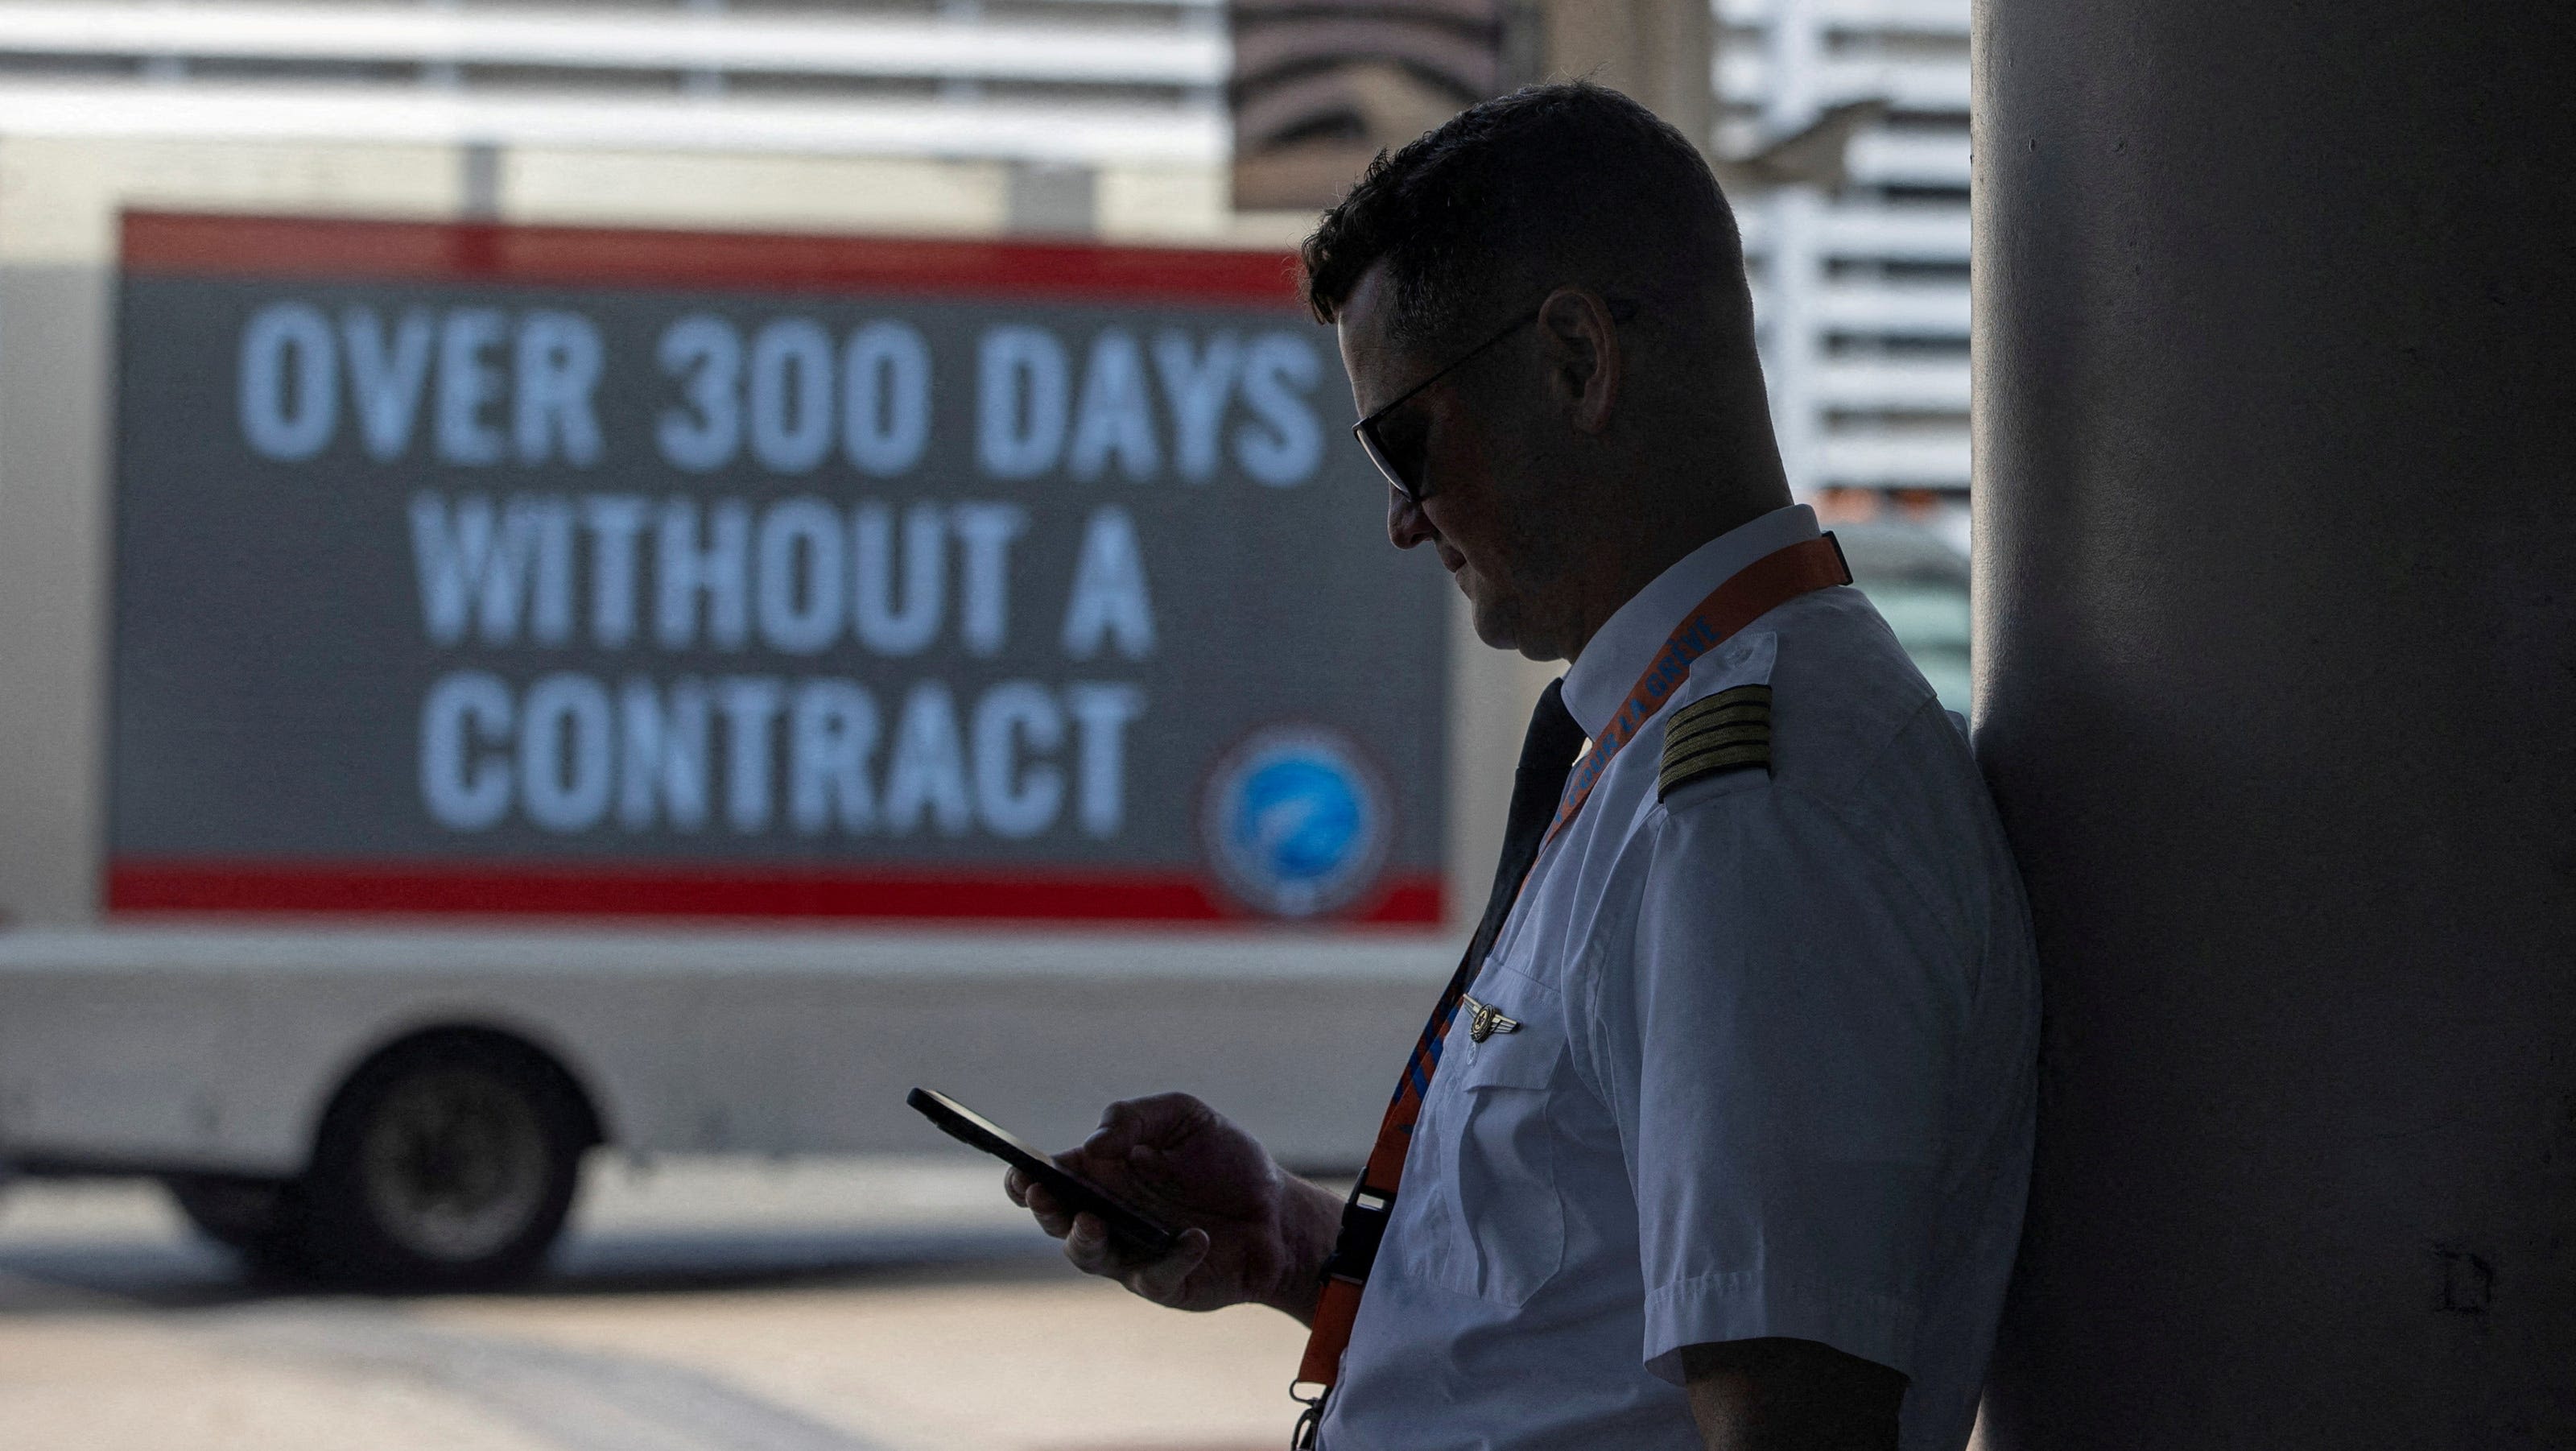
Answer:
[{"left": 1301, "top": 81, "right": 1746, "bottom": 353}]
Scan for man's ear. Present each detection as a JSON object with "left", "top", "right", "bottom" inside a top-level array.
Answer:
[{"left": 1537, "top": 287, "right": 1624, "bottom": 436}]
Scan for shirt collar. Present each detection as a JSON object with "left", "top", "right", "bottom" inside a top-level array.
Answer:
[{"left": 1558, "top": 504, "right": 1823, "bottom": 740}]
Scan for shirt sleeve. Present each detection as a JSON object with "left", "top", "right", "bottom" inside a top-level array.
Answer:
[{"left": 1588, "top": 774, "right": 1967, "bottom": 1386}]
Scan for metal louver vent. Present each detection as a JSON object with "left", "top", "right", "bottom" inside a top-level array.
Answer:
[{"left": 1227, "top": 0, "right": 1505, "bottom": 210}]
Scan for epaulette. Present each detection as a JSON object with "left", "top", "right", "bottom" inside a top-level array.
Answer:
[{"left": 1657, "top": 684, "right": 1772, "bottom": 800}]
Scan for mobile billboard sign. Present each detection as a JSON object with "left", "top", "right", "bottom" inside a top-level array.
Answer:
[{"left": 107, "top": 213, "right": 1447, "bottom": 924}]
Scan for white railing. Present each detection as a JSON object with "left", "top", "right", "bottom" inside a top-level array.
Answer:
[
  {"left": 0, "top": 81, "right": 1228, "bottom": 164},
  {"left": 1716, "top": 0, "right": 1964, "bottom": 38},
  {"left": 1819, "top": 431, "right": 1971, "bottom": 486},
  {"left": 0, "top": 2, "right": 1224, "bottom": 86},
  {"left": 1846, "top": 129, "right": 1971, "bottom": 188},
  {"left": 0, "top": 0, "right": 1226, "bottom": 166},
  {"left": 1737, "top": 205, "right": 1971, "bottom": 263},
  {"left": 1811, "top": 281, "right": 1971, "bottom": 333},
  {"left": 1719, "top": 52, "right": 1968, "bottom": 113}
]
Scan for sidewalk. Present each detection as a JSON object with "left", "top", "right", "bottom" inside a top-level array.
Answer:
[{"left": 0, "top": 1157, "right": 1304, "bottom": 1451}]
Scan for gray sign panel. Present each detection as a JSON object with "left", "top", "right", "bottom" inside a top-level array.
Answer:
[{"left": 109, "top": 221, "right": 1446, "bottom": 922}]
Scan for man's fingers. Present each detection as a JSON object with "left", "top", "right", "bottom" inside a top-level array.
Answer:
[
  {"left": 1085, "top": 1093, "right": 1206, "bottom": 1162},
  {"left": 1083, "top": 1102, "right": 1143, "bottom": 1160},
  {"left": 1023, "top": 1181, "right": 1075, "bottom": 1239},
  {"left": 1003, "top": 1167, "right": 1029, "bottom": 1208},
  {"left": 1062, "top": 1211, "right": 1119, "bottom": 1276},
  {"left": 1125, "top": 1141, "right": 1184, "bottom": 1194},
  {"left": 1122, "top": 1227, "right": 1211, "bottom": 1302},
  {"left": 1063, "top": 1215, "right": 1210, "bottom": 1306}
]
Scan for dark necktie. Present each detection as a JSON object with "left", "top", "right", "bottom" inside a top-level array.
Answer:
[{"left": 1464, "top": 677, "right": 1587, "bottom": 974}]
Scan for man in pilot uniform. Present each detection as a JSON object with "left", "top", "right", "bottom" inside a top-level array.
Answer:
[{"left": 1008, "top": 83, "right": 2038, "bottom": 1451}]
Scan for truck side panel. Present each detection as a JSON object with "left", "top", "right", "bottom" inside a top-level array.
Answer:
[{"left": 0, "top": 928, "right": 1435, "bottom": 1172}]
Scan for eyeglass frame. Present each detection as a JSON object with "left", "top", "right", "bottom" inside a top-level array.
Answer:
[{"left": 1350, "top": 293, "right": 1641, "bottom": 504}]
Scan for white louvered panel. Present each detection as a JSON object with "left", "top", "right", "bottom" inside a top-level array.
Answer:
[{"left": 1724, "top": 0, "right": 1971, "bottom": 497}]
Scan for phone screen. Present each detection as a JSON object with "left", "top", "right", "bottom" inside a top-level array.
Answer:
[{"left": 906, "top": 1087, "right": 1180, "bottom": 1256}]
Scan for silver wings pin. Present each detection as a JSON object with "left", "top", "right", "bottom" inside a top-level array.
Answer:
[{"left": 1459, "top": 994, "right": 1522, "bottom": 1044}]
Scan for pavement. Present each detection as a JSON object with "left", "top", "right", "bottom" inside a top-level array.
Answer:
[{"left": 0, "top": 1156, "right": 1307, "bottom": 1451}]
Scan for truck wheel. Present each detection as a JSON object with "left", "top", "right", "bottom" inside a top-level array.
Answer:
[
  {"left": 298, "top": 1037, "right": 588, "bottom": 1289},
  {"left": 163, "top": 1172, "right": 308, "bottom": 1275}
]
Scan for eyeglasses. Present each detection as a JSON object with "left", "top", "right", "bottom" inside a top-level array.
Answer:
[{"left": 1352, "top": 296, "right": 1638, "bottom": 503}]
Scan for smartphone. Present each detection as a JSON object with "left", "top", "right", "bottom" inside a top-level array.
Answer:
[{"left": 906, "top": 1087, "right": 1181, "bottom": 1257}]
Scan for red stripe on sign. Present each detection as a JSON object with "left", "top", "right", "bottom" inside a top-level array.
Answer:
[
  {"left": 118, "top": 211, "right": 1306, "bottom": 306},
  {"left": 105, "top": 859, "right": 1445, "bottom": 926}
]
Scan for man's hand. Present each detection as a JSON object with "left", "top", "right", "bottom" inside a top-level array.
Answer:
[
  {"left": 1682, "top": 1337, "right": 1905, "bottom": 1451},
  {"left": 1004, "top": 1093, "right": 1344, "bottom": 1322}
]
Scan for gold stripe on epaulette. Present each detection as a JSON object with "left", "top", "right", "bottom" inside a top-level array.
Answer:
[
  {"left": 1664, "top": 689, "right": 1771, "bottom": 752},
  {"left": 1666, "top": 725, "right": 1768, "bottom": 757},
  {"left": 1658, "top": 684, "right": 1772, "bottom": 798},
  {"left": 1666, "top": 702, "right": 1768, "bottom": 741}
]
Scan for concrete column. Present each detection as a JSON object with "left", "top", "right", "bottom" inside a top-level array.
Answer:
[{"left": 1973, "top": 2, "right": 2576, "bottom": 1446}]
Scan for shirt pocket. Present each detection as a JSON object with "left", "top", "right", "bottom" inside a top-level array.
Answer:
[{"left": 1399, "top": 974, "right": 1568, "bottom": 1307}]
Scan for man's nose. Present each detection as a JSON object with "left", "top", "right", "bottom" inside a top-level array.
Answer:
[{"left": 1388, "top": 488, "right": 1432, "bottom": 550}]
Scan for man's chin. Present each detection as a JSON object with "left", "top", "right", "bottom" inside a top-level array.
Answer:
[
  {"left": 1465, "top": 591, "right": 1539, "bottom": 659},
  {"left": 1468, "top": 601, "right": 1572, "bottom": 663},
  {"left": 1459, "top": 567, "right": 1571, "bottom": 661}
]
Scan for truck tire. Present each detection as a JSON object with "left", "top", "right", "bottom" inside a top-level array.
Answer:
[
  {"left": 162, "top": 1172, "right": 303, "bottom": 1271},
  {"left": 297, "top": 1036, "right": 588, "bottom": 1289}
]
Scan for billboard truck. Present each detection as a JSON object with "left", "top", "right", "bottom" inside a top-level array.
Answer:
[{"left": 0, "top": 212, "right": 1501, "bottom": 1287}]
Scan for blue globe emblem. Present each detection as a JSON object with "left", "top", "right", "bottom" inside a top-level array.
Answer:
[{"left": 1202, "top": 726, "right": 1389, "bottom": 918}]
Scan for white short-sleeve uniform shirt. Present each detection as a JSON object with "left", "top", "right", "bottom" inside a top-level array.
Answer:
[{"left": 1318, "top": 505, "right": 2039, "bottom": 1451}]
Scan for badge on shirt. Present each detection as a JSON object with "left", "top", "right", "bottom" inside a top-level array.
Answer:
[{"left": 1459, "top": 995, "right": 1521, "bottom": 1043}]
